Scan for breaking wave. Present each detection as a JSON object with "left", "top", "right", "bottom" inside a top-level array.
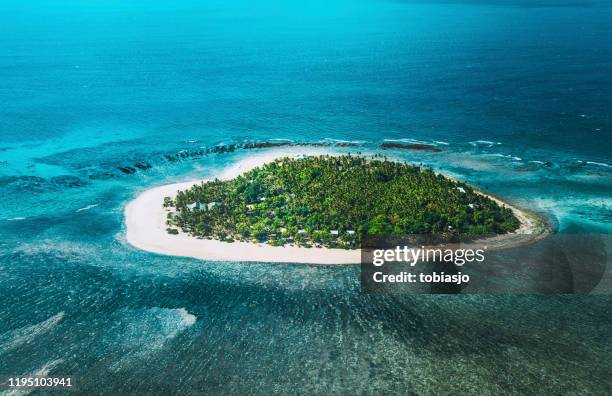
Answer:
[
  {"left": 0, "top": 312, "right": 65, "bottom": 354},
  {"left": 384, "top": 138, "right": 431, "bottom": 145},
  {"left": 104, "top": 307, "right": 197, "bottom": 372},
  {"left": 320, "top": 138, "right": 367, "bottom": 145},
  {"left": 485, "top": 153, "right": 522, "bottom": 161},
  {"left": 469, "top": 140, "right": 502, "bottom": 147},
  {"left": 586, "top": 161, "right": 611, "bottom": 168},
  {"left": 75, "top": 204, "right": 99, "bottom": 213}
]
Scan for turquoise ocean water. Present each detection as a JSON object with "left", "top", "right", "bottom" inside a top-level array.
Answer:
[{"left": 0, "top": 1, "right": 611, "bottom": 393}]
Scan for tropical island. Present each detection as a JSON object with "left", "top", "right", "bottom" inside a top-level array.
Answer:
[
  {"left": 125, "top": 150, "right": 547, "bottom": 264},
  {"left": 163, "top": 155, "right": 519, "bottom": 249}
]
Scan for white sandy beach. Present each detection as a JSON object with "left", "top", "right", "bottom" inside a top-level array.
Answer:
[{"left": 124, "top": 150, "right": 549, "bottom": 264}]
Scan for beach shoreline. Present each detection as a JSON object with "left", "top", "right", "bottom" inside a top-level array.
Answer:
[{"left": 124, "top": 150, "right": 551, "bottom": 264}]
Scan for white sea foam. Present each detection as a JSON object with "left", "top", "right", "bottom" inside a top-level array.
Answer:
[
  {"left": 177, "top": 307, "right": 197, "bottom": 326},
  {"left": 6, "top": 217, "right": 26, "bottom": 221},
  {"left": 321, "top": 138, "right": 366, "bottom": 144},
  {"left": 75, "top": 204, "right": 98, "bottom": 213},
  {"left": 586, "top": 161, "right": 611, "bottom": 168},
  {"left": 433, "top": 140, "right": 450, "bottom": 145},
  {"left": 529, "top": 160, "right": 546, "bottom": 164},
  {"left": 0, "top": 312, "right": 65, "bottom": 354},
  {"left": 106, "top": 307, "right": 197, "bottom": 372},
  {"left": 31, "top": 358, "right": 63, "bottom": 376},
  {"left": 469, "top": 140, "right": 501, "bottom": 147},
  {"left": 486, "top": 153, "right": 522, "bottom": 161},
  {"left": 384, "top": 138, "right": 430, "bottom": 145}
]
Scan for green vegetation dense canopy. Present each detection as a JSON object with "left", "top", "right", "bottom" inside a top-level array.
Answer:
[{"left": 165, "top": 155, "right": 519, "bottom": 248}]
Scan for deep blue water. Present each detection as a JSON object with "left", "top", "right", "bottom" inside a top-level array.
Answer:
[{"left": 0, "top": 1, "right": 611, "bottom": 394}]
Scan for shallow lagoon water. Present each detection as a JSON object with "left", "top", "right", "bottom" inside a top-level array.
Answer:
[{"left": 0, "top": 0, "right": 611, "bottom": 393}]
